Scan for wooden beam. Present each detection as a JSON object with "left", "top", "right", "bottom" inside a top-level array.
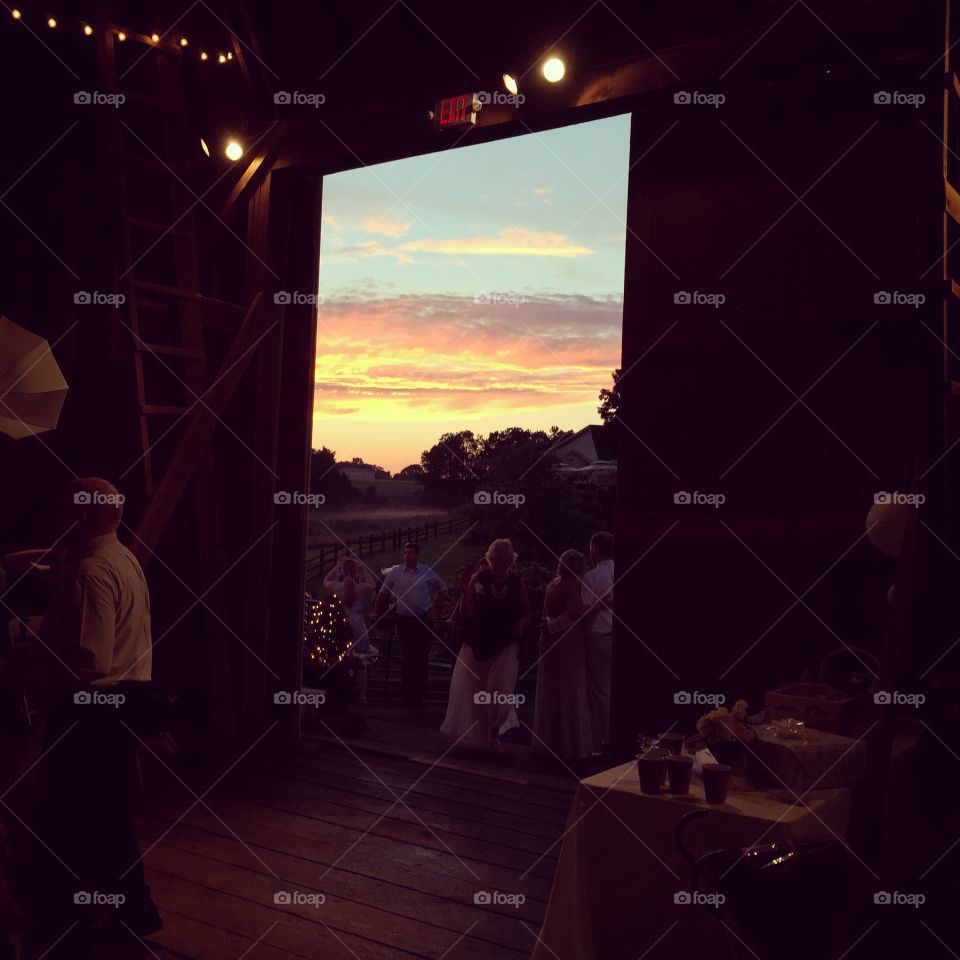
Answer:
[{"left": 131, "top": 292, "right": 266, "bottom": 567}]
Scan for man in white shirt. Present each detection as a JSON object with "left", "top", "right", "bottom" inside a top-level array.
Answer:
[
  {"left": 582, "top": 531, "right": 614, "bottom": 755},
  {"left": 36, "top": 477, "right": 162, "bottom": 951},
  {"left": 373, "top": 542, "right": 446, "bottom": 704}
]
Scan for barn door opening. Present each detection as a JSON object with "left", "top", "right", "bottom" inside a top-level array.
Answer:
[{"left": 300, "top": 114, "right": 631, "bottom": 772}]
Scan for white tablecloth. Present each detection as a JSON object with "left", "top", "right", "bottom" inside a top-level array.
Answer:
[{"left": 532, "top": 760, "right": 851, "bottom": 960}]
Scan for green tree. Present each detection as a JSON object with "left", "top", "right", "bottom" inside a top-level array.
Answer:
[
  {"left": 419, "top": 430, "right": 482, "bottom": 502},
  {"left": 598, "top": 368, "right": 622, "bottom": 424}
]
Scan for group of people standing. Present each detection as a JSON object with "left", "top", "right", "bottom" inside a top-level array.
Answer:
[{"left": 334, "top": 532, "right": 614, "bottom": 762}]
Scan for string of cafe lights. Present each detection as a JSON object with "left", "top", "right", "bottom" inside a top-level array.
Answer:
[{"left": 8, "top": 7, "right": 237, "bottom": 65}]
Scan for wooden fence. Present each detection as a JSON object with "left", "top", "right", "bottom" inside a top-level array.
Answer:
[{"left": 305, "top": 514, "right": 472, "bottom": 583}]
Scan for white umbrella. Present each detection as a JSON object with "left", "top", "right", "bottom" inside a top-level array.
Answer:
[{"left": 0, "top": 316, "right": 69, "bottom": 439}]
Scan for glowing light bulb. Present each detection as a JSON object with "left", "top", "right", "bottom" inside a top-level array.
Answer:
[
  {"left": 225, "top": 140, "right": 243, "bottom": 161},
  {"left": 200, "top": 51, "right": 208, "bottom": 60},
  {"left": 217, "top": 53, "right": 226, "bottom": 64},
  {"left": 150, "top": 33, "right": 159, "bottom": 43},
  {"left": 200, "top": 138, "right": 210, "bottom": 157},
  {"left": 117, "top": 31, "right": 126, "bottom": 41},
  {"left": 180, "top": 37, "right": 188, "bottom": 47},
  {"left": 503, "top": 73, "right": 518, "bottom": 95},
  {"left": 83, "top": 24, "right": 93, "bottom": 36},
  {"left": 11, "top": 9, "right": 22, "bottom": 20},
  {"left": 542, "top": 57, "right": 565, "bottom": 83},
  {"left": 47, "top": 17, "right": 57, "bottom": 29},
  {"left": 226, "top": 51, "right": 233, "bottom": 60}
]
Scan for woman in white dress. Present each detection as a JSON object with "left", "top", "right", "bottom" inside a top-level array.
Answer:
[
  {"left": 324, "top": 555, "right": 377, "bottom": 704},
  {"left": 441, "top": 539, "right": 531, "bottom": 753}
]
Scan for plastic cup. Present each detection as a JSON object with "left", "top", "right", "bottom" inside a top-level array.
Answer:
[
  {"left": 702, "top": 762, "right": 731, "bottom": 804},
  {"left": 666, "top": 754, "right": 694, "bottom": 794},
  {"left": 637, "top": 752, "right": 665, "bottom": 795},
  {"left": 659, "top": 732, "right": 686, "bottom": 755}
]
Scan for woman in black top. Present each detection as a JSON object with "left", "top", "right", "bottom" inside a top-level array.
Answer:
[{"left": 441, "top": 539, "right": 531, "bottom": 754}]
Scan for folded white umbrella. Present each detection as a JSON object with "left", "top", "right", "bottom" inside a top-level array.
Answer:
[{"left": 0, "top": 316, "right": 69, "bottom": 439}]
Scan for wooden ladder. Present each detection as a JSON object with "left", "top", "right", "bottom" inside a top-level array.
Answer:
[{"left": 94, "top": 13, "right": 238, "bottom": 736}]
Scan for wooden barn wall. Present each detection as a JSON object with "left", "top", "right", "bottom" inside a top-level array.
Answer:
[{"left": 610, "top": 70, "right": 942, "bottom": 758}]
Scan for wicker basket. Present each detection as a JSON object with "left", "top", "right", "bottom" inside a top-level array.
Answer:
[{"left": 765, "top": 682, "right": 856, "bottom": 734}]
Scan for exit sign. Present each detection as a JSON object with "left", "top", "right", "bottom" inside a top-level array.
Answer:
[{"left": 434, "top": 93, "right": 478, "bottom": 131}]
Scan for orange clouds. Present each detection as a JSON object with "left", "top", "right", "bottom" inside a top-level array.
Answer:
[{"left": 312, "top": 292, "right": 621, "bottom": 425}]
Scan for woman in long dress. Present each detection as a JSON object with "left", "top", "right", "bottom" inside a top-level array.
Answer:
[
  {"left": 533, "top": 549, "right": 594, "bottom": 760},
  {"left": 324, "top": 555, "right": 378, "bottom": 705},
  {"left": 441, "top": 539, "right": 530, "bottom": 753}
]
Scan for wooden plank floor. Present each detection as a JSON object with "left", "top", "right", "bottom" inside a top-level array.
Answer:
[{"left": 138, "top": 737, "right": 574, "bottom": 960}]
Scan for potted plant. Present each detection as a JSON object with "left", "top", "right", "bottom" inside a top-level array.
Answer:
[{"left": 695, "top": 699, "right": 757, "bottom": 774}]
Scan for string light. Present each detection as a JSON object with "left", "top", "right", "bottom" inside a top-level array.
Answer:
[{"left": 7, "top": 14, "right": 237, "bottom": 65}]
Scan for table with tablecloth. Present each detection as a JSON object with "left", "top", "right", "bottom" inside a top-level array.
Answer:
[{"left": 531, "top": 760, "right": 852, "bottom": 960}]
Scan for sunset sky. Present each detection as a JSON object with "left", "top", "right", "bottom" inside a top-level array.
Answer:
[{"left": 313, "top": 114, "right": 630, "bottom": 474}]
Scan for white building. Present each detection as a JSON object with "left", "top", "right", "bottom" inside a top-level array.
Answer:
[
  {"left": 551, "top": 426, "right": 618, "bottom": 488},
  {"left": 338, "top": 464, "right": 376, "bottom": 482}
]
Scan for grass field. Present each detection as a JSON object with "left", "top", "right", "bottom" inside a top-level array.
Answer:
[{"left": 305, "top": 479, "right": 478, "bottom": 591}]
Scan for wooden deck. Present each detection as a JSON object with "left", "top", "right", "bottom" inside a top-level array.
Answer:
[{"left": 137, "top": 736, "right": 574, "bottom": 959}]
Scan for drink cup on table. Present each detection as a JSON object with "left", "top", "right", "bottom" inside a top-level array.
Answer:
[
  {"left": 666, "top": 754, "right": 694, "bottom": 794},
  {"left": 637, "top": 751, "right": 665, "bottom": 795},
  {"left": 701, "top": 762, "right": 731, "bottom": 804},
  {"left": 659, "top": 732, "right": 685, "bottom": 755}
]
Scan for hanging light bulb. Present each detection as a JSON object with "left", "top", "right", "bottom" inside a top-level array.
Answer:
[
  {"left": 542, "top": 57, "right": 566, "bottom": 82},
  {"left": 117, "top": 31, "right": 126, "bottom": 41},
  {"left": 180, "top": 37, "right": 188, "bottom": 47},
  {"left": 503, "top": 73, "right": 519, "bottom": 95},
  {"left": 226, "top": 51, "right": 233, "bottom": 60},
  {"left": 47, "top": 17, "right": 57, "bottom": 29},
  {"left": 83, "top": 24, "right": 93, "bottom": 36},
  {"left": 225, "top": 140, "right": 243, "bottom": 161},
  {"left": 11, "top": 9, "right": 22, "bottom": 20},
  {"left": 150, "top": 33, "right": 159, "bottom": 43},
  {"left": 200, "top": 138, "right": 210, "bottom": 157},
  {"left": 200, "top": 51, "right": 208, "bottom": 60},
  {"left": 217, "top": 53, "right": 227, "bottom": 64}
]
